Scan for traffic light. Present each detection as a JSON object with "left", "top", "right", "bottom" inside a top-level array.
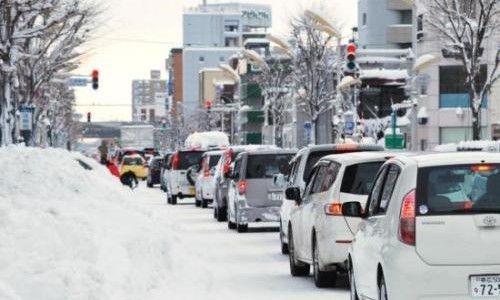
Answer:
[
  {"left": 91, "top": 69, "right": 99, "bottom": 90},
  {"left": 205, "top": 100, "right": 212, "bottom": 111},
  {"left": 87, "top": 112, "right": 91, "bottom": 123},
  {"left": 345, "top": 43, "right": 357, "bottom": 76}
]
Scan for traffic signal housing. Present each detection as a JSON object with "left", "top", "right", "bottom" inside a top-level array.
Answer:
[
  {"left": 345, "top": 43, "right": 358, "bottom": 76},
  {"left": 87, "top": 112, "right": 91, "bottom": 123},
  {"left": 91, "top": 69, "right": 99, "bottom": 90}
]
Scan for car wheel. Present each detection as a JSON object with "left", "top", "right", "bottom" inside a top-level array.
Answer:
[
  {"left": 201, "top": 198, "right": 208, "bottom": 208},
  {"left": 349, "top": 260, "right": 360, "bottom": 300},
  {"left": 237, "top": 223, "right": 248, "bottom": 233},
  {"left": 280, "top": 221, "right": 289, "bottom": 255},
  {"left": 313, "top": 237, "right": 336, "bottom": 288},
  {"left": 217, "top": 206, "right": 227, "bottom": 222},
  {"left": 214, "top": 207, "right": 218, "bottom": 219},
  {"left": 288, "top": 227, "right": 310, "bottom": 276},
  {"left": 378, "top": 275, "right": 388, "bottom": 300},
  {"left": 195, "top": 199, "right": 201, "bottom": 207},
  {"left": 171, "top": 195, "right": 177, "bottom": 205},
  {"left": 147, "top": 181, "right": 153, "bottom": 188},
  {"left": 228, "top": 219, "right": 236, "bottom": 230}
]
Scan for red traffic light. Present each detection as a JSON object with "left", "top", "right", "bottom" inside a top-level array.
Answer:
[
  {"left": 205, "top": 100, "right": 212, "bottom": 109},
  {"left": 91, "top": 69, "right": 99, "bottom": 90},
  {"left": 346, "top": 43, "right": 357, "bottom": 54}
]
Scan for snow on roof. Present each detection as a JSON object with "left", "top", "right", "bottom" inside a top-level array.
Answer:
[
  {"left": 357, "top": 57, "right": 404, "bottom": 64},
  {"left": 360, "top": 69, "right": 409, "bottom": 80},
  {"left": 185, "top": 131, "right": 230, "bottom": 149},
  {"left": 243, "top": 38, "right": 270, "bottom": 46},
  {"left": 434, "top": 140, "right": 500, "bottom": 152},
  {"left": 0, "top": 145, "right": 212, "bottom": 299}
]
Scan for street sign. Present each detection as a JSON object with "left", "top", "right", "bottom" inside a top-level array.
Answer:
[
  {"left": 19, "top": 106, "right": 34, "bottom": 131},
  {"left": 68, "top": 77, "right": 88, "bottom": 87},
  {"left": 385, "top": 134, "right": 405, "bottom": 150}
]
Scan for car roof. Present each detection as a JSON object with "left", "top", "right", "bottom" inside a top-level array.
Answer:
[
  {"left": 244, "top": 149, "right": 297, "bottom": 155},
  {"left": 394, "top": 152, "right": 500, "bottom": 167},
  {"left": 320, "top": 151, "right": 396, "bottom": 164},
  {"left": 292, "top": 143, "right": 385, "bottom": 162},
  {"left": 203, "top": 150, "right": 224, "bottom": 156},
  {"left": 123, "top": 154, "right": 143, "bottom": 159},
  {"left": 228, "top": 145, "right": 281, "bottom": 152}
]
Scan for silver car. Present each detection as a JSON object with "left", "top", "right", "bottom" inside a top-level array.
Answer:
[{"left": 227, "top": 149, "right": 296, "bottom": 233}]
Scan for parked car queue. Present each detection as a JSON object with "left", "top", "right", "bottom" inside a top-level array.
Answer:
[{"left": 149, "top": 144, "right": 500, "bottom": 300}]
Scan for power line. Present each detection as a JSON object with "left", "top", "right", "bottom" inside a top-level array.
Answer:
[{"left": 105, "top": 38, "right": 179, "bottom": 45}]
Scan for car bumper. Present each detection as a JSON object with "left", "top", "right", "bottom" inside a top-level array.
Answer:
[
  {"left": 172, "top": 185, "right": 196, "bottom": 197},
  {"left": 238, "top": 205, "right": 281, "bottom": 223},
  {"left": 383, "top": 247, "right": 500, "bottom": 300},
  {"left": 317, "top": 218, "right": 354, "bottom": 266}
]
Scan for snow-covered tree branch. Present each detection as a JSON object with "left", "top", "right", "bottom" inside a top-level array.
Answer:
[{"left": 425, "top": 0, "right": 500, "bottom": 140}]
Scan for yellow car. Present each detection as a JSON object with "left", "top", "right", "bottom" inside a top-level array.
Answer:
[{"left": 120, "top": 154, "right": 148, "bottom": 180}]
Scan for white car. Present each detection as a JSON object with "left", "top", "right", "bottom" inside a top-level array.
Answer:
[
  {"left": 279, "top": 144, "right": 384, "bottom": 255},
  {"left": 344, "top": 152, "right": 500, "bottom": 300},
  {"left": 286, "top": 152, "right": 390, "bottom": 288},
  {"left": 195, "top": 151, "right": 223, "bottom": 208},
  {"left": 165, "top": 149, "right": 205, "bottom": 205}
]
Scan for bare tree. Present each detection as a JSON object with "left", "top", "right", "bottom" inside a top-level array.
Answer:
[
  {"left": 254, "top": 53, "right": 294, "bottom": 147},
  {"left": 0, "top": 0, "right": 98, "bottom": 146},
  {"left": 290, "top": 14, "right": 340, "bottom": 143},
  {"left": 425, "top": 0, "right": 500, "bottom": 140}
]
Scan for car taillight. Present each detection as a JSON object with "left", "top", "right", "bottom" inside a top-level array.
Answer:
[
  {"left": 238, "top": 180, "right": 247, "bottom": 195},
  {"left": 399, "top": 190, "right": 416, "bottom": 246},
  {"left": 324, "top": 202, "right": 342, "bottom": 216},
  {"left": 172, "top": 153, "right": 180, "bottom": 170}
]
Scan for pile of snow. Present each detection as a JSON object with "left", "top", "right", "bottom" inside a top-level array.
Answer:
[
  {"left": 360, "top": 69, "right": 408, "bottom": 81},
  {"left": 0, "top": 146, "right": 210, "bottom": 300},
  {"left": 185, "top": 131, "right": 230, "bottom": 149}
]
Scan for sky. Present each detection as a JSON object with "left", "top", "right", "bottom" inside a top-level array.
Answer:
[{"left": 75, "top": 0, "right": 358, "bottom": 122}]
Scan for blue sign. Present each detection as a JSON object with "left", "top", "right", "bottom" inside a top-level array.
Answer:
[
  {"left": 68, "top": 77, "right": 88, "bottom": 87},
  {"left": 304, "top": 122, "right": 312, "bottom": 130}
]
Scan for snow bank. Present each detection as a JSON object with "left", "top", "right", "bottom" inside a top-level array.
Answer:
[
  {"left": 185, "top": 131, "right": 230, "bottom": 149},
  {"left": 0, "top": 146, "right": 210, "bottom": 300}
]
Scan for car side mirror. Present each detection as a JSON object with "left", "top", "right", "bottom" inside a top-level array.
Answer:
[
  {"left": 274, "top": 173, "right": 286, "bottom": 188},
  {"left": 285, "top": 187, "right": 301, "bottom": 204},
  {"left": 342, "top": 201, "right": 363, "bottom": 218}
]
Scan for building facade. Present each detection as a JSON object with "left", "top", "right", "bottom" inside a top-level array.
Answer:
[{"left": 131, "top": 70, "right": 168, "bottom": 124}]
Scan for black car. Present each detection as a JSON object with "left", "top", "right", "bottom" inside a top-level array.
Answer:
[{"left": 147, "top": 156, "right": 164, "bottom": 188}]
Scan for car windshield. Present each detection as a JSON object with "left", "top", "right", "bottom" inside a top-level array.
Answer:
[
  {"left": 179, "top": 151, "right": 204, "bottom": 169},
  {"left": 303, "top": 151, "right": 336, "bottom": 181},
  {"left": 246, "top": 154, "right": 293, "bottom": 179},
  {"left": 417, "top": 164, "right": 500, "bottom": 215},
  {"left": 123, "top": 157, "right": 144, "bottom": 165},
  {"left": 340, "top": 162, "right": 384, "bottom": 195},
  {"left": 209, "top": 155, "right": 221, "bottom": 168}
]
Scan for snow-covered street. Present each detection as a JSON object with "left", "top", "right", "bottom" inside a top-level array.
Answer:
[{"left": 136, "top": 185, "right": 350, "bottom": 300}]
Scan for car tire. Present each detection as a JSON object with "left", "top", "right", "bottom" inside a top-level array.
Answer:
[
  {"left": 237, "top": 223, "right": 248, "bottom": 233},
  {"left": 280, "top": 221, "right": 289, "bottom": 255},
  {"left": 228, "top": 219, "right": 236, "bottom": 230},
  {"left": 349, "top": 260, "right": 360, "bottom": 300},
  {"left": 378, "top": 275, "right": 388, "bottom": 300},
  {"left": 216, "top": 206, "right": 227, "bottom": 222},
  {"left": 171, "top": 195, "right": 177, "bottom": 205},
  {"left": 195, "top": 199, "right": 201, "bottom": 207},
  {"left": 313, "top": 237, "right": 336, "bottom": 288},
  {"left": 147, "top": 181, "right": 153, "bottom": 188},
  {"left": 201, "top": 198, "right": 208, "bottom": 208},
  {"left": 288, "top": 227, "right": 310, "bottom": 276},
  {"left": 214, "top": 207, "right": 218, "bottom": 219}
]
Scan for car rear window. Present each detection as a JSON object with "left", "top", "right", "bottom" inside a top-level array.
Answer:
[
  {"left": 123, "top": 157, "right": 144, "bottom": 165},
  {"left": 417, "top": 164, "right": 500, "bottom": 215},
  {"left": 340, "top": 162, "right": 384, "bottom": 195},
  {"left": 209, "top": 155, "right": 221, "bottom": 168},
  {"left": 246, "top": 154, "right": 294, "bottom": 179},
  {"left": 304, "top": 151, "right": 336, "bottom": 181},
  {"left": 179, "top": 151, "right": 204, "bottom": 169}
]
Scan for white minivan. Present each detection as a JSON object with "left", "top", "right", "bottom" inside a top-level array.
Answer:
[
  {"left": 344, "top": 152, "right": 500, "bottom": 300},
  {"left": 286, "top": 152, "right": 390, "bottom": 288},
  {"left": 194, "top": 150, "right": 222, "bottom": 208},
  {"left": 166, "top": 149, "right": 205, "bottom": 205}
]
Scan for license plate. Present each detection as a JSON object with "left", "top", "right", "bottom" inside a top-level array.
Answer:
[
  {"left": 268, "top": 192, "right": 283, "bottom": 201},
  {"left": 470, "top": 275, "right": 500, "bottom": 297}
]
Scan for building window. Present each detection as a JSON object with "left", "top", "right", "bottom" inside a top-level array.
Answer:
[
  {"left": 439, "top": 65, "right": 488, "bottom": 108},
  {"left": 199, "top": 56, "right": 205, "bottom": 62},
  {"left": 417, "top": 14, "right": 424, "bottom": 41},
  {"left": 440, "top": 127, "right": 487, "bottom": 144},
  {"left": 140, "top": 109, "right": 147, "bottom": 121},
  {"left": 362, "top": 13, "right": 367, "bottom": 26},
  {"left": 149, "top": 109, "right": 156, "bottom": 122},
  {"left": 400, "top": 10, "right": 412, "bottom": 25}
]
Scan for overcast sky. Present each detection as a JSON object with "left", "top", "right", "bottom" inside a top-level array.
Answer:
[{"left": 75, "top": 0, "right": 358, "bottom": 122}]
